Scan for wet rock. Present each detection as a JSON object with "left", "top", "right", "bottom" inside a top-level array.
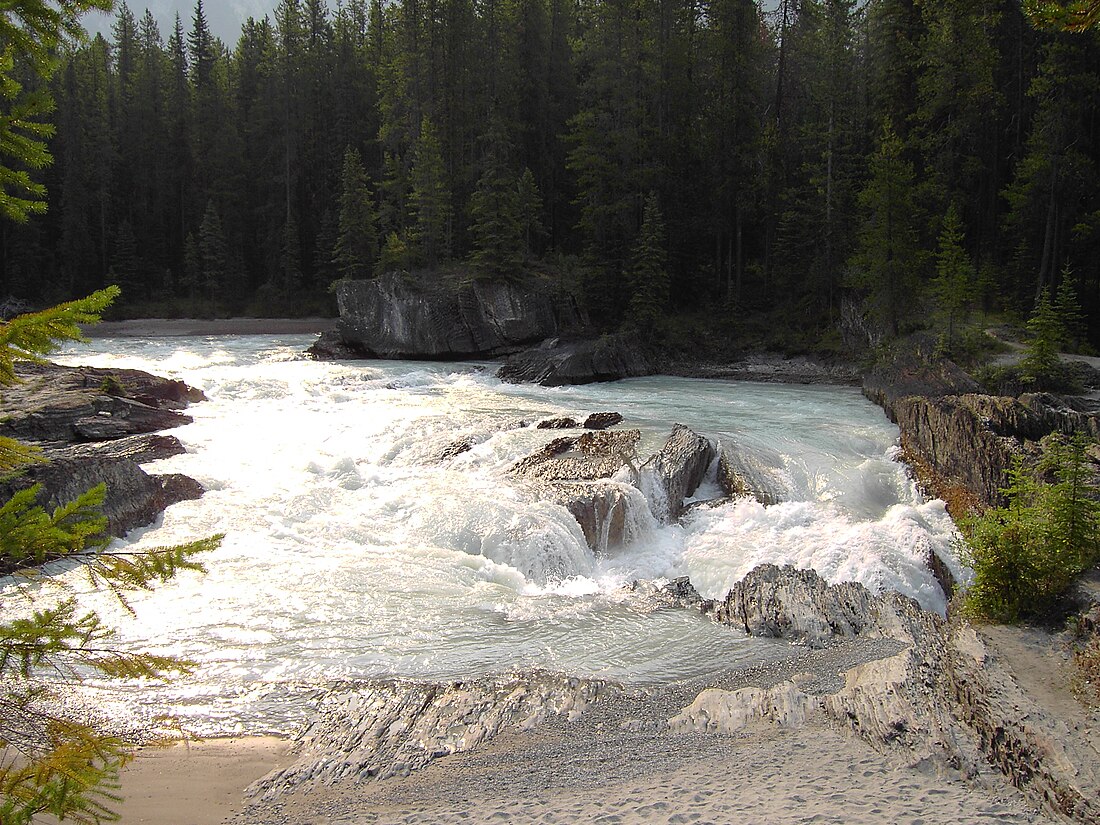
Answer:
[
  {"left": 497, "top": 334, "right": 654, "bottom": 387},
  {"left": 510, "top": 430, "right": 641, "bottom": 482},
  {"left": 54, "top": 433, "right": 188, "bottom": 464},
  {"left": 536, "top": 417, "right": 579, "bottom": 430},
  {"left": 438, "top": 438, "right": 474, "bottom": 461},
  {"left": 546, "top": 481, "right": 637, "bottom": 553},
  {"left": 306, "top": 329, "right": 362, "bottom": 360},
  {"left": 323, "top": 272, "right": 583, "bottom": 360},
  {"left": 716, "top": 444, "right": 784, "bottom": 506},
  {"left": 640, "top": 424, "right": 716, "bottom": 521},
  {"left": 707, "top": 564, "right": 882, "bottom": 647},
  {"left": 0, "top": 362, "right": 196, "bottom": 443},
  {"left": 583, "top": 412, "right": 623, "bottom": 430},
  {"left": 0, "top": 455, "right": 204, "bottom": 541},
  {"left": 0, "top": 361, "right": 206, "bottom": 549}
]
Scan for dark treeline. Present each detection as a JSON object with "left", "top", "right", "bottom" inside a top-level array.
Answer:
[{"left": 2, "top": 0, "right": 1100, "bottom": 344}]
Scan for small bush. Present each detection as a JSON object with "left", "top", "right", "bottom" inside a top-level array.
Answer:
[{"left": 958, "top": 435, "right": 1100, "bottom": 623}]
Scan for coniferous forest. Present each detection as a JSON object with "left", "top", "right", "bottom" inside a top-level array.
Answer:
[{"left": 2, "top": 0, "right": 1099, "bottom": 349}]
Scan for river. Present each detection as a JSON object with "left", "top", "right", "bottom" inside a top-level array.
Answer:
[{"left": 44, "top": 334, "right": 961, "bottom": 736}]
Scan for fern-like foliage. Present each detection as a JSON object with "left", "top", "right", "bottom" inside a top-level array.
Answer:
[
  {"left": 0, "top": 286, "right": 119, "bottom": 384},
  {"left": 0, "top": 287, "right": 219, "bottom": 823}
]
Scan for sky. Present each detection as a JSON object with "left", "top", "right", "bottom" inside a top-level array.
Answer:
[
  {"left": 84, "top": 1, "right": 278, "bottom": 44},
  {"left": 84, "top": 0, "right": 786, "bottom": 48}
]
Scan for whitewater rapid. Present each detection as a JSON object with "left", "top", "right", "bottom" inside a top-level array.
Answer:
[{"left": 39, "top": 334, "right": 962, "bottom": 735}]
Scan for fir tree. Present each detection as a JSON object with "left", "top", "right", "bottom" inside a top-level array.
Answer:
[
  {"left": 199, "top": 200, "right": 230, "bottom": 303},
  {"left": 515, "top": 167, "right": 546, "bottom": 259},
  {"left": 334, "top": 146, "right": 379, "bottom": 279},
  {"left": 0, "top": 288, "right": 219, "bottom": 824},
  {"left": 468, "top": 125, "right": 523, "bottom": 280},
  {"left": 1054, "top": 268, "right": 1086, "bottom": 352},
  {"left": 1020, "top": 287, "right": 1064, "bottom": 386}
]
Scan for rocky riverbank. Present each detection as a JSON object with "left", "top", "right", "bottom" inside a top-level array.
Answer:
[
  {"left": 0, "top": 361, "right": 206, "bottom": 566},
  {"left": 234, "top": 565, "right": 1095, "bottom": 824}
]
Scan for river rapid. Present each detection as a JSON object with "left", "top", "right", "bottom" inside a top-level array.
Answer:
[{"left": 41, "top": 334, "right": 962, "bottom": 736}]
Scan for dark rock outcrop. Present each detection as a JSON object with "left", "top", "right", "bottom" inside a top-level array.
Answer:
[
  {"left": 497, "top": 334, "right": 654, "bottom": 386},
  {"left": 0, "top": 361, "right": 206, "bottom": 543},
  {"left": 0, "top": 455, "right": 204, "bottom": 539},
  {"left": 0, "top": 363, "right": 196, "bottom": 443},
  {"left": 536, "top": 416, "right": 579, "bottom": 430},
  {"left": 640, "top": 424, "right": 716, "bottom": 521},
  {"left": 510, "top": 430, "right": 641, "bottom": 482},
  {"left": 321, "top": 272, "right": 583, "bottom": 360},
  {"left": 583, "top": 412, "right": 623, "bottom": 430}
]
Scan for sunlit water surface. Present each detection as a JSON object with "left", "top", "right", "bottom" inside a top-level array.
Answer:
[{"left": 21, "top": 334, "right": 962, "bottom": 734}]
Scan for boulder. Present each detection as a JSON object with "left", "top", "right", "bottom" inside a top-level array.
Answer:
[
  {"left": 583, "top": 412, "right": 623, "bottom": 430},
  {"left": 497, "top": 334, "right": 654, "bottom": 386},
  {"left": 536, "top": 417, "right": 579, "bottom": 430},
  {"left": 0, "top": 454, "right": 204, "bottom": 542},
  {"left": 716, "top": 444, "right": 784, "bottom": 506},
  {"left": 306, "top": 330, "right": 363, "bottom": 361},
  {"left": 325, "top": 272, "right": 583, "bottom": 360},
  {"left": 639, "top": 424, "right": 716, "bottom": 521},
  {"left": 0, "top": 361, "right": 207, "bottom": 555},
  {"left": 545, "top": 481, "right": 638, "bottom": 553},
  {"left": 510, "top": 430, "right": 641, "bottom": 482}
]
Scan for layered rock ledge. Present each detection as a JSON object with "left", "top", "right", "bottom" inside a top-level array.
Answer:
[{"left": 0, "top": 362, "right": 205, "bottom": 548}]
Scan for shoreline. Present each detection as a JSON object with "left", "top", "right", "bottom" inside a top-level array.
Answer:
[{"left": 82, "top": 317, "right": 337, "bottom": 338}]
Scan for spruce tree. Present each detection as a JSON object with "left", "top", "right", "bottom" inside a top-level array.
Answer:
[
  {"left": 408, "top": 117, "right": 452, "bottom": 268},
  {"left": 468, "top": 125, "right": 524, "bottom": 280},
  {"left": 847, "top": 120, "right": 926, "bottom": 338},
  {"left": 624, "top": 193, "right": 670, "bottom": 334},
  {"left": 334, "top": 146, "right": 380, "bottom": 279},
  {"left": 1020, "top": 287, "right": 1064, "bottom": 386},
  {"left": 932, "top": 203, "right": 976, "bottom": 349},
  {"left": 515, "top": 167, "right": 546, "bottom": 259},
  {"left": 199, "top": 200, "right": 229, "bottom": 302}
]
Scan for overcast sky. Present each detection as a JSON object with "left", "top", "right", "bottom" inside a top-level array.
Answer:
[
  {"left": 84, "top": 0, "right": 785, "bottom": 47},
  {"left": 84, "top": 1, "right": 277, "bottom": 44}
]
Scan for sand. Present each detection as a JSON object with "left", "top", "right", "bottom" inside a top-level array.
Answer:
[
  {"left": 109, "top": 737, "right": 291, "bottom": 824},
  {"left": 224, "top": 722, "right": 1052, "bottom": 825}
]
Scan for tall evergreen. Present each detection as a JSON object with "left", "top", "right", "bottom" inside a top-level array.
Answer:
[
  {"left": 409, "top": 116, "right": 452, "bottom": 267},
  {"left": 625, "top": 192, "right": 670, "bottom": 334},
  {"left": 848, "top": 121, "right": 926, "bottom": 338},
  {"left": 334, "top": 146, "right": 380, "bottom": 279}
]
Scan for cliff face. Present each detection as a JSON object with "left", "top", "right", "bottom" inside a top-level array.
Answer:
[{"left": 330, "top": 272, "right": 584, "bottom": 360}]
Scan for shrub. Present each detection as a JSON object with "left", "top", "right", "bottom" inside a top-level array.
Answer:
[{"left": 958, "top": 434, "right": 1100, "bottom": 623}]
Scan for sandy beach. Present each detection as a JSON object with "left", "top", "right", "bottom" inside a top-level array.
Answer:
[
  {"left": 110, "top": 738, "right": 291, "bottom": 824},
  {"left": 112, "top": 721, "right": 1050, "bottom": 825}
]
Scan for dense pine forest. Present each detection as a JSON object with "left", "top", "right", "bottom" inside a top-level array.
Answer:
[{"left": 2, "top": 0, "right": 1099, "bottom": 348}]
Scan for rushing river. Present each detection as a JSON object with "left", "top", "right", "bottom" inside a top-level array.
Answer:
[{"left": 37, "top": 334, "right": 961, "bottom": 735}]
